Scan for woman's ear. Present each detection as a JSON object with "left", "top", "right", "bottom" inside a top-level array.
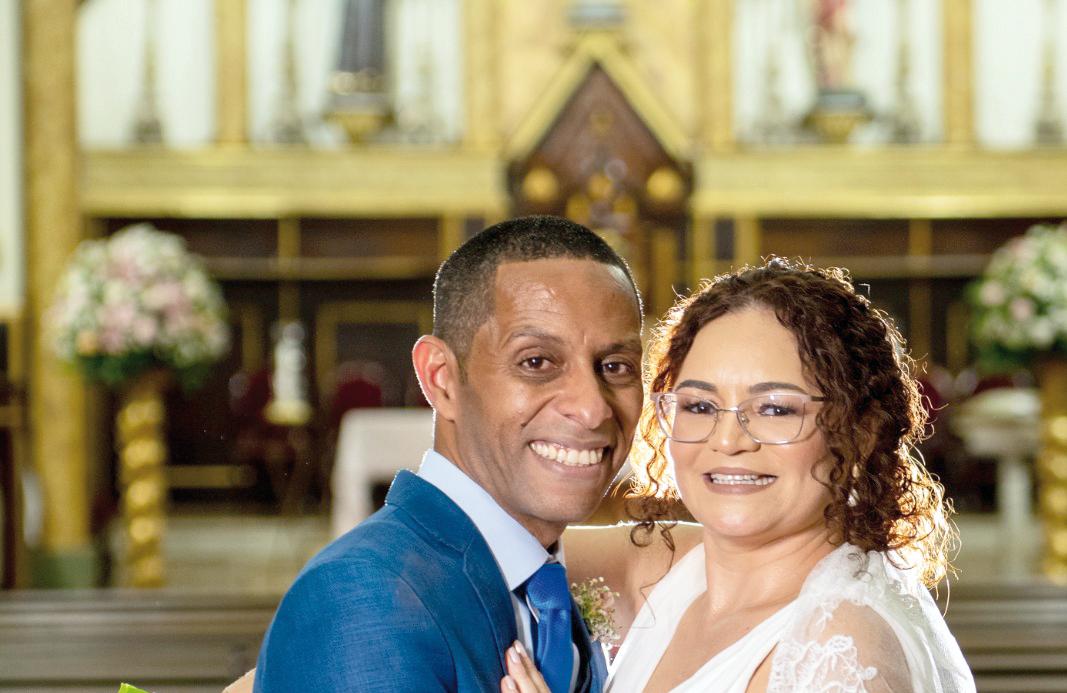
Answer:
[{"left": 412, "top": 335, "right": 461, "bottom": 421}]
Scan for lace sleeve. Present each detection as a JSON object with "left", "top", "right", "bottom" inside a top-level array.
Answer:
[{"left": 767, "top": 602, "right": 914, "bottom": 693}]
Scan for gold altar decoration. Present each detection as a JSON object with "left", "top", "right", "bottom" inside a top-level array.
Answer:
[
  {"left": 1037, "top": 359, "right": 1067, "bottom": 583},
  {"left": 803, "top": 103, "right": 871, "bottom": 144},
  {"left": 116, "top": 370, "right": 169, "bottom": 588}
]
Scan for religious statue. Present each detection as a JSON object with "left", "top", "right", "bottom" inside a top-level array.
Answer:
[
  {"left": 326, "top": 0, "right": 392, "bottom": 143},
  {"left": 811, "top": 0, "right": 854, "bottom": 91},
  {"left": 803, "top": 0, "right": 870, "bottom": 144},
  {"left": 265, "top": 322, "right": 312, "bottom": 426}
]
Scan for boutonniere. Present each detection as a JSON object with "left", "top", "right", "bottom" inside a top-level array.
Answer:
[{"left": 570, "top": 577, "right": 620, "bottom": 644}]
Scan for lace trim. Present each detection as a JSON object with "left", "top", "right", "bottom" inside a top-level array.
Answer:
[
  {"left": 806, "top": 547, "right": 925, "bottom": 638},
  {"left": 768, "top": 634, "right": 877, "bottom": 693}
]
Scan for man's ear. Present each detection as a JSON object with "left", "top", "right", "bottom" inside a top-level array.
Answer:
[{"left": 412, "top": 335, "right": 462, "bottom": 421}]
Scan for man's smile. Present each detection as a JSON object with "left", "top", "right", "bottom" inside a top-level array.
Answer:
[{"left": 529, "top": 441, "right": 608, "bottom": 467}]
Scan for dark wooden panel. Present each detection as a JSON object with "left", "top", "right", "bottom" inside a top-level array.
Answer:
[
  {"left": 931, "top": 218, "right": 1057, "bottom": 256},
  {"left": 762, "top": 218, "right": 910, "bottom": 257},
  {"left": 103, "top": 218, "right": 278, "bottom": 259},
  {"left": 299, "top": 217, "right": 438, "bottom": 260}
]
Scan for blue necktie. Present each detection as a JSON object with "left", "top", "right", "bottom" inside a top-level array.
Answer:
[{"left": 524, "top": 562, "right": 574, "bottom": 693}]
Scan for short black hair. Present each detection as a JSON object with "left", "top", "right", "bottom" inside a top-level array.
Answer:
[{"left": 433, "top": 215, "right": 642, "bottom": 360}]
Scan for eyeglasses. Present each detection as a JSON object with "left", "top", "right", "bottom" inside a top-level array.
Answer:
[{"left": 651, "top": 391, "right": 827, "bottom": 445}]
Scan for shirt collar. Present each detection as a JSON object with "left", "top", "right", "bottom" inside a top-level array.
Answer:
[{"left": 417, "top": 449, "right": 555, "bottom": 591}]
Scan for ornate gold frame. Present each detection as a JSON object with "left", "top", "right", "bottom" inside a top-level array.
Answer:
[{"left": 313, "top": 300, "right": 433, "bottom": 407}]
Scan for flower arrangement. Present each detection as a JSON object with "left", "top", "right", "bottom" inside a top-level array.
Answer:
[
  {"left": 49, "top": 223, "right": 230, "bottom": 388},
  {"left": 570, "top": 576, "right": 620, "bottom": 644},
  {"left": 968, "top": 223, "right": 1067, "bottom": 372}
]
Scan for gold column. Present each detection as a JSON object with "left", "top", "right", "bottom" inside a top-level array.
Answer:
[
  {"left": 438, "top": 216, "right": 465, "bottom": 262},
  {"left": 943, "top": 0, "right": 974, "bottom": 146},
  {"left": 463, "top": 0, "right": 500, "bottom": 151},
  {"left": 277, "top": 217, "right": 301, "bottom": 322},
  {"left": 215, "top": 0, "right": 248, "bottom": 146},
  {"left": 116, "top": 371, "right": 169, "bottom": 587},
  {"left": 22, "top": 0, "right": 94, "bottom": 585},
  {"left": 650, "top": 227, "right": 679, "bottom": 319},
  {"left": 907, "top": 219, "right": 933, "bottom": 363},
  {"left": 696, "top": 0, "right": 735, "bottom": 152},
  {"left": 1037, "top": 360, "right": 1067, "bottom": 583},
  {"left": 734, "top": 216, "right": 761, "bottom": 266},
  {"left": 688, "top": 216, "right": 715, "bottom": 286}
]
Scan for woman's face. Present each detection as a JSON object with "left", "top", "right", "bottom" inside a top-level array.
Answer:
[{"left": 668, "top": 306, "right": 835, "bottom": 544}]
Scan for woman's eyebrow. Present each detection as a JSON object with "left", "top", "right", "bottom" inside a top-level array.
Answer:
[
  {"left": 674, "top": 380, "right": 807, "bottom": 394},
  {"left": 749, "top": 381, "right": 806, "bottom": 394},
  {"left": 675, "top": 379, "right": 716, "bottom": 392}
]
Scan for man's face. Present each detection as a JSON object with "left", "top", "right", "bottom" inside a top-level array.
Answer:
[{"left": 451, "top": 258, "right": 643, "bottom": 545}]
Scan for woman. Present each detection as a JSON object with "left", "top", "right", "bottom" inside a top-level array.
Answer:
[{"left": 502, "top": 258, "right": 975, "bottom": 692}]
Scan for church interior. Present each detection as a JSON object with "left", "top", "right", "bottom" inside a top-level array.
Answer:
[{"left": 2, "top": 0, "right": 1067, "bottom": 690}]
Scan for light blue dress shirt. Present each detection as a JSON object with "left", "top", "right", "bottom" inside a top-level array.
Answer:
[{"left": 418, "top": 449, "right": 579, "bottom": 691}]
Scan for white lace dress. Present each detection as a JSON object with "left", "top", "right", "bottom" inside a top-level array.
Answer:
[{"left": 605, "top": 543, "right": 976, "bottom": 693}]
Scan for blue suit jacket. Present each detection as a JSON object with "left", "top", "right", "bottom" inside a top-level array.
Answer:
[{"left": 254, "top": 471, "right": 607, "bottom": 692}]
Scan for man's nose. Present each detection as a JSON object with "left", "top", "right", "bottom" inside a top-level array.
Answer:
[
  {"left": 557, "top": 368, "right": 613, "bottom": 429},
  {"left": 708, "top": 410, "right": 760, "bottom": 454}
]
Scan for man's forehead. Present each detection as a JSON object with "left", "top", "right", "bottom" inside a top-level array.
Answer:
[{"left": 492, "top": 258, "right": 635, "bottom": 302}]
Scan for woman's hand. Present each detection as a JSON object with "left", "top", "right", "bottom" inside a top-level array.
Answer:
[{"left": 500, "top": 641, "right": 550, "bottom": 693}]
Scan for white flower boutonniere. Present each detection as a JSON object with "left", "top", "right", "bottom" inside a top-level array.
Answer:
[{"left": 571, "top": 577, "right": 620, "bottom": 644}]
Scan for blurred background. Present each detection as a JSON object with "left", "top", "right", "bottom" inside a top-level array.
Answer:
[{"left": 2, "top": 0, "right": 1067, "bottom": 690}]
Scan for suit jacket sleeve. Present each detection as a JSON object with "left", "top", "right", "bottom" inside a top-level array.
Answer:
[{"left": 254, "top": 557, "right": 456, "bottom": 692}]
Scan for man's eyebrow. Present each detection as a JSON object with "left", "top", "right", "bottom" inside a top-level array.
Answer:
[
  {"left": 503, "top": 328, "right": 565, "bottom": 346},
  {"left": 601, "top": 338, "right": 643, "bottom": 354}
]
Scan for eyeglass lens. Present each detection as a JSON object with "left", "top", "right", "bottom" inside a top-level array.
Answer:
[{"left": 658, "top": 393, "right": 810, "bottom": 444}]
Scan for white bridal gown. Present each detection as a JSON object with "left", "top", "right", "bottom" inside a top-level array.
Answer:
[{"left": 606, "top": 543, "right": 976, "bottom": 693}]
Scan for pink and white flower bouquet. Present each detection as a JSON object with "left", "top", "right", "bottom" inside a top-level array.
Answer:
[
  {"left": 49, "top": 223, "right": 230, "bottom": 387},
  {"left": 969, "top": 223, "right": 1067, "bottom": 371}
]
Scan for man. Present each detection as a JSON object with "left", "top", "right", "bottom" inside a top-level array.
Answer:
[{"left": 254, "top": 216, "right": 644, "bottom": 692}]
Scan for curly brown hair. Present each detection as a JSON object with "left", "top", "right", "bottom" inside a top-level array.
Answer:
[{"left": 629, "top": 257, "right": 956, "bottom": 586}]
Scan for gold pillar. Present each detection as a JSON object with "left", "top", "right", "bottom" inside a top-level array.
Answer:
[
  {"left": 22, "top": 0, "right": 94, "bottom": 585},
  {"left": 734, "top": 216, "right": 761, "bottom": 267},
  {"left": 116, "top": 371, "right": 169, "bottom": 588},
  {"left": 943, "top": 0, "right": 974, "bottom": 146},
  {"left": 697, "top": 0, "right": 735, "bottom": 152},
  {"left": 650, "top": 227, "right": 679, "bottom": 319},
  {"left": 438, "top": 216, "right": 465, "bottom": 262},
  {"left": 907, "top": 219, "right": 933, "bottom": 362},
  {"left": 1037, "top": 360, "right": 1067, "bottom": 583},
  {"left": 277, "top": 217, "right": 301, "bottom": 322},
  {"left": 463, "top": 0, "right": 500, "bottom": 151},
  {"left": 688, "top": 216, "right": 715, "bottom": 286},
  {"left": 215, "top": 0, "right": 248, "bottom": 146}
]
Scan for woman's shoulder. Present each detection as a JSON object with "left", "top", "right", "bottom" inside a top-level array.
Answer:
[
  {"left": 563, "top": 522, "right": 704, "bottom": 628},
  {"left": 779, "top": 545, "right": 974, "bottom": 692},
  {"left": 563, "top": 522, "right": 701, "bottom": 585}
]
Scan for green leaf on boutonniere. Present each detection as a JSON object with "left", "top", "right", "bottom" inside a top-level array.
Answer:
[
  {"left": 118, "top": 684, "right": 152, "bottom": 693},
  {"left": 570, "top": 576, "right": 620, "bottom": 644}
]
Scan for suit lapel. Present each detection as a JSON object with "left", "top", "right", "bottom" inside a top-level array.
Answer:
[
  {"left": 572, "top": 600, "right": 607, "bottom": 693},
  {"left": 386, "top": 471, "right": 518, "bottom": 672},
  {"left": 464, "top": 543, "right": 519, "bottom": 670}
]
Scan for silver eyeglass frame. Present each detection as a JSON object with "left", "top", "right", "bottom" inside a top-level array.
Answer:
[{"left": 651, "top": 391, "right": 828, "bottom": 445}]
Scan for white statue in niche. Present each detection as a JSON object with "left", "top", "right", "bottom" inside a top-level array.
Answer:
[{"left": 266, "top": 321, "right": 312, "bottom": 426}]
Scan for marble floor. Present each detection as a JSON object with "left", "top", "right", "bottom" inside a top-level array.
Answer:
[{"left": 152, "top": 509, "right": 1047, "bottom": 594}]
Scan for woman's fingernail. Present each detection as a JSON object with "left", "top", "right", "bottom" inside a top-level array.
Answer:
[
  {"left": 515, "top": 640, "right": 526, "bottom": 656},
  {"left": 509, "top": 646, "right": 521, "bottom": 663},
  {"left": 505, "top": 675, "right": 518, "bottom": 691}
]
